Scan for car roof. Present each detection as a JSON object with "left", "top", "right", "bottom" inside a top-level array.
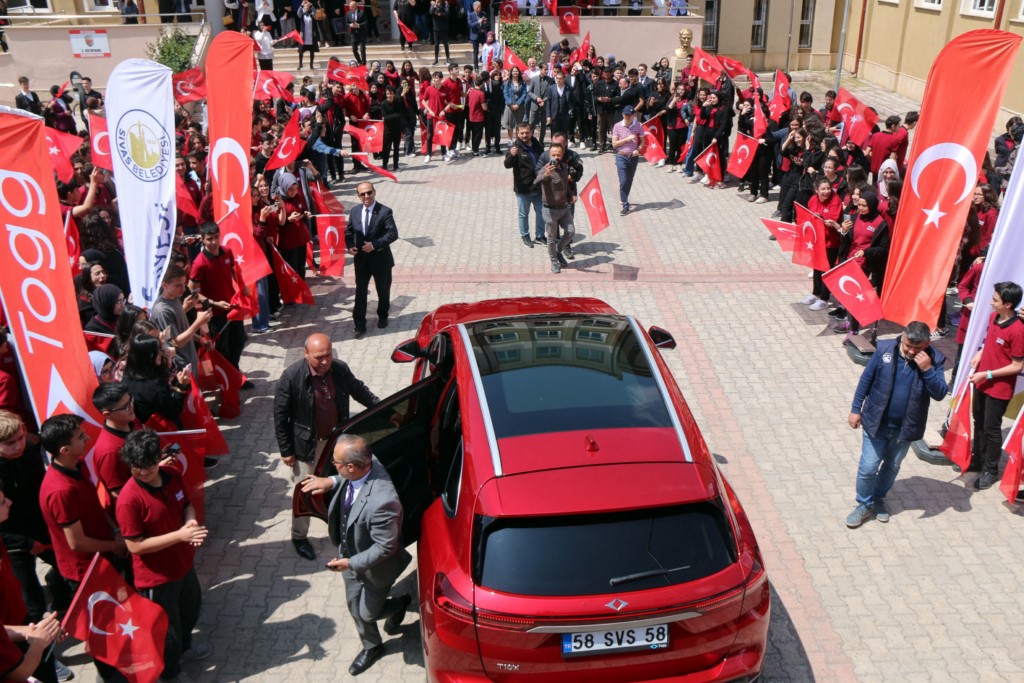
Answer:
[{"left": 417, "top": 296, "right": 617, "bottom": 342}]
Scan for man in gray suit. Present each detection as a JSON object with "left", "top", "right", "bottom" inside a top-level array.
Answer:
[
  {"left": 527, "top": 69, "right": 552, "bottom": 145},
  {"left": 301, "top": 435, "right": 412, "bottom": 676}
]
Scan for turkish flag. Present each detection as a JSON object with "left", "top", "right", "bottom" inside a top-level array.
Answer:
[
  {"left": 718, "top": 56, "right": 747, "bottom": 80},
  {"left": 84, "top": 332, "right": 116, "bottom": 355},
  {"left": 500, "top": 0, "right": 519, "bottom": 23},
  {"left": 580, "top": 174, "right": 609, "bottom": 235},
  {"left": 822, "top": 258, "right": 884, "bottom": 325},
  {"left": 791, "top": 204, "right": 831, "bottom": 272},
  {"left": 642, "top": 117, "right": 664, "bottom": 148},
  {"left": 881, "top": 31, "right": 1021, "bottom": 328},
  {"left": 254, "top": 70, "right": 294, "bottom": 101},
  {"left": 760, "top": 218, "right": 798, "bottom": 251},
  {"left": 44, "top": 128, "right": 83, "bottom": 183},
  {"left": 0, "top": 110, "right": 104, "bottom": 451},
  {"left": 544, "top": 0, "right": 557, "bottom": 14},
  {"left": 158, "top": 430, "right": 207, "bottom": 524},
  {"left": 63, "top": 208, "right": 82, "bottom": 276},
  {"left": 433, "top": 119, "right": 456, "bottom": 147},
  {"left": 350, "top": 152, "right": 398, "bottom": 183},
  {"left": 747, "top": 68, "right": 762, "bottom": 92},
  {"left": 558, "top": 8, "right": 578, "bottom": 34},
  {"left": 327, "top": 58, "right": 369, "bottom": 87},
  {"left": 309, "top": 181, "right": 346, "bottom": 276},
  {"left": 265, "top": 109, "right": 303, "bottom": 172},
  {"left": 345, "top": 120, "right": 385, "bottom": 154},
  {"left": 727, "top": 132, "right": 757, "bottom": 178},
  {"left": 62, "top": 554, "right": 168, "bottom": 683},
  {"left": 396, "top": 17, "right": 418, "bottom": 43},
  {"left": 694, "top": 140, "right": 722, "bottom": 185},
  {"left": 1000, "top": 409, "right": 1024, "bottom": 504},
  {"left": 175, "top": 174, "right": 201, "bottom": 220},
  {"left": 767, "top": 70, "right": 791, "bottom": 123},
  {"left": 226, "top": 275, "right": 260, "bottom": 322},
  {"left": 207, "top": 32, "right": 272, "bottom": 287},
  {"left": 691, "top": 47, "right": 723, "bottom": 83},
  {"left": 577, "top": 31, "right": 591, "bottom": 63},
  {"left": 90, "top": 115, "right": 113, "bottom": 171},
  {"left": 939, "top": 380, "right": 973, "bottom": 472},
  {"left": 269, "top": 244, "right": 315, "bottom": 305},
  {"left": 833, "top": 87, "right": 878, "bottom": 147},
  {"left": 172, "top": 68, "right": 206, "bottom": 104},
  {"left": 197, "top": 345, "right": 245, "bottom": 419},
  {"left": 753, "top": 99, "right": 769, "bottom": 139},
  {"left": 504, "top": 47, "right": 528, "bottom": 73},
  {"left": 56, "top": 80, "right": 70, "bottom": 99},
  {"left": 184, "top": 380, "right": 229, "bottom": 456},
  {"left": 642, "top": 130, "right": 667, "bottom": 165},
  {"left": 279, "top": 29, "right": 303, "bottom": 45},
  {"left": 677, "top": 133, "right": 693, "bottom": 164}
]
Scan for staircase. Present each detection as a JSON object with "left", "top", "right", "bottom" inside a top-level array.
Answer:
[{"left": 271, "top": 39, "right": 476, "bottom": 77}]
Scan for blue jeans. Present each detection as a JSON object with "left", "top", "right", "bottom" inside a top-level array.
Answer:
[
  {"left": 855, "top": 425, "right": 911, "bottom": 505},
  {"left": 615, "top": 154, "right": 639, "bottom": 207},
  {"left": 683, "top": 128, "right": 698, "bottom": 175},
  {"left": 516, "top": 192, "right": 544, "bottom": 239}
]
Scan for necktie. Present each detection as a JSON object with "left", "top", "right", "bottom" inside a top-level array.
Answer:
[
  {"left": 344, "top": 481, "right": 354, "bottom": 510},
  {"left": 363, "top": 208, "right": 370, "bottom": 236}
]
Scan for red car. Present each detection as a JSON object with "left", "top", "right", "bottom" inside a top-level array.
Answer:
[{"left": 294, "top": 297, "right": 770, "bottom": 682}]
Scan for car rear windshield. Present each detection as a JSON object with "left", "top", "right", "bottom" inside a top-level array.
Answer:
[
  {"left": 466, "top": 316, "right": 673, "bottom": 438},
  {"left": 476, "top": 504, "right": 736, "bottom": 596}
]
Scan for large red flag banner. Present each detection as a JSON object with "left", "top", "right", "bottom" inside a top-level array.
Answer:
[
  {"left": 822, "top": 258, "right": 884, "bottom": 326},
  {"left": 499, "top": 0, "right": 518, "bottom": 23},
  {"left": 558, "top": 7, "right": 578, "bottom": 34},
  {"left": 580, "top": 174, "right": 609, "bottom": 235},
  {"left": 881, "top": 30, "right": 1022, "bottom": 328},
  {"left": 0, "top": 109, "right": 105, "bottom": 443},
  {"left": 206, "top": 32, "right": 272, "bottom": 287},
  {"left": 63, "top": 554, "right": 168, "bottom": 683},
  {"left": 90, "top": 115, "right": 113, "bottom": 171}
]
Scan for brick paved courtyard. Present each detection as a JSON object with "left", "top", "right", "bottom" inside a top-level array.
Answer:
[{"left": 59, "top": 75, "right": 1024, "bottom": 682}]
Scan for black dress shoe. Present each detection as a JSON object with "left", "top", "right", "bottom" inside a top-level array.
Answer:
[
  {"left": 292, "top": 539, "right": 316, "bottom": 560},
  {"left": 348, "top": 645, "right": 384, "bottom": 676},
  {"left": 241, "top": 380, "right": 255, "bottom": 390},
  {"left": 383, "top": 594, "right": 412, "bottom": 635},
  {"left": 556, "top": 251, "right": 568, "bottom": 266},
  {"left": 354, "top": 327, "right": 367, "bottom": 338},
  {"left": 377, "top": 318, "right": 388, "bottom": 329}
]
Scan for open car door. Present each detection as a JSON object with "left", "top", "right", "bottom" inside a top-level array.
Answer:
[{"left": 291, "top": 373, "right": 443, "bottom": 545}]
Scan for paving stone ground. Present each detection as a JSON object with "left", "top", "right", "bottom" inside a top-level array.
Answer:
[{"left": 58, "top": 73, "right": 1024, "bottom": 682}]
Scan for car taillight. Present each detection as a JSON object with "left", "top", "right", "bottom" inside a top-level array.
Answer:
[
  {"left": 739, "top": 557, "right": 769, "bottom": 615},
  {"left": 433, "top": 573, "right": 475, "bottom": 624}
]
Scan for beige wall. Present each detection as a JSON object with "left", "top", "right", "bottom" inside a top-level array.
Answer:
[
  {"left": 535, "top": 16, "right": 704, "bottom": 68},
  {"left": 845, "top": 1, "right": 1024, "bottom": 125}
]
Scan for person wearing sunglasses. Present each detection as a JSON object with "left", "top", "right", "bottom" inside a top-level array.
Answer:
[{"left": 345, "top": 182, "right": 399, "bottom": 337}]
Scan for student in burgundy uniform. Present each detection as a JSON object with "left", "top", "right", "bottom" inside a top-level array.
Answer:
[
  {"left": 965, "top": 282, "right": 1024, "bottom": 490},
  {"left": 189, "top": 222, "right": 250, "bottom": 375},
  {"left": 0, "top": 489, "right": 61, "bottom": 683},
  {"left": 37, "top": 414, "right": 128, "bottom": 682},
  {"left": 91, "top": 383, "right": 138, "bottom": 506},
  {"left": 116, "top": 429, "right": 211, "bottom": 681},
  {"left": 971, "top": 184, "right": 1000, "bottom": 252}
]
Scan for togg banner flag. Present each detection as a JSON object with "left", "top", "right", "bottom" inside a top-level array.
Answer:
[
  {"left": 0, "top": 106, "right": 104, "bottom": 439},
  {"left": 106, "top": 59, "right": 177, "bottom": 310}
]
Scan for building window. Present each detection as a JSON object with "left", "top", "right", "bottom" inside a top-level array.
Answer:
[
  {"left": 914, "top": 0, "right": 943, "bottom": 9},
  {"left": 86, "top": 0, "right": 117, "bottom": 11},
  {"left": 960, "top": 0, "right": 995, "bottom": 14},
  {"left": 751, "top": 0, "right": 769, "bottom": 50},
  {"left": 702, "top": 1, "right": 720, "bottom": 51},
  {"left": 799, "top": 0, "right": 815, "bottom": 48},
  {"left": 7, "top": 0, "right": 52, "bottom": 12}
]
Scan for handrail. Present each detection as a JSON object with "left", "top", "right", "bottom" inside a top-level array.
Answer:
[
  {"left": 5, "top": 11, "right": 207, "bottom": 26},
  {"left": 187, "top": 17, "right": 209, "bottom": 69}
]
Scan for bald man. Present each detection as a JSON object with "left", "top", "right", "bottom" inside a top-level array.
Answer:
[{"left": 273, "top": 333, "right": 379, "bottom": 560}]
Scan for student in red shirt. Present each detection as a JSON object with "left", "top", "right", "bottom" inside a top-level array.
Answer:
[
  {"left": 420, "top": 71, "right": 450, "bottom": 163},
  {"left": 343, "top": 85, "right": 371, "bottom": 173},
  {"left": 91, "top": 382, "right": 137, "bottom": 506},
  {"left": 865, "top": 125, "right": 894, "bottom": 182},
  {"left": 804, "top": 176, "right": 844, "bottom": 311},
  {"left": 971, "top": 184, "right": 1000, "bottom": 251},
  {"left": 466, "top": 75, "right": 487, "bottom": 156},
  {"left": 966, "top": 281, "right": 1024, "bottom": 489},
  {"left": 117, "top": 429, "right": 211, "bottom": 680},
  {"left": 890, "top": 111, "right": 917, "bottom": 176},
  {"left": 189, "top": 222, "right": 250, "bottom": 375},
  {"left": 37, "top": 413, "right": 126, "bottom": 682}
]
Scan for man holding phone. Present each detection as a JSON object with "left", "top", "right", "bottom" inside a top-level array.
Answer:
[{"left": 533, "top": 142, "right": 576, "bottom": 274}]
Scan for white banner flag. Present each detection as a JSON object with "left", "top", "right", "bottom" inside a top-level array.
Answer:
[
  {"left": 106, "top": 59, "right": 176, "bottom": 309},
  {"left": 952, "top": 158, "right": 1024, "bottom": 399}
]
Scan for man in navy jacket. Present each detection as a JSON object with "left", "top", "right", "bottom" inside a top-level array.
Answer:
[{"left": 846, "top": 322, "right": 948, "bottom": 528}]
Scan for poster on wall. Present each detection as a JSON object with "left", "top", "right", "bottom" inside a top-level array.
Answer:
[{"left": 69, "top": 30, "right": 111, "bottom": 59}]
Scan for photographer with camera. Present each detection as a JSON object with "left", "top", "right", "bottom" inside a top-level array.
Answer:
[{"left": 532, "top": 142, "right": 576, "bottom": 274}]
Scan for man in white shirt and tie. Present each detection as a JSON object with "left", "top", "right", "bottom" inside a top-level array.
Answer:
[{"left": 345, "top": 182, "right": 399, "bottom": 337}]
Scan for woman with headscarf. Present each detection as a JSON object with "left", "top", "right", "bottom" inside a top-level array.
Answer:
[
  {"left": 480, "top": 31, "right": 502, "bottom": 74},
  {"left": 276, "top": 172, "right": 312, "bottom": 280},
  {"left": 835, "top": 189, "right": 891, "bottom": 339},
  {"left": 89, "top": 351, "right": 115, "bottom": 383},
  {"left": 83, "top": 284, "right": 125, "bottom": 335},
  {"left": 876, "top": 158, "right": 899, "bottom": 201}
]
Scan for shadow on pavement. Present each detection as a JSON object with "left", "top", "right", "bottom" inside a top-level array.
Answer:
[
  {"left": 888, "top": 474, "right": 974, "bottom": 518},
  {"left": 760, "top": 583, "right": 815, "bottom": 682}
]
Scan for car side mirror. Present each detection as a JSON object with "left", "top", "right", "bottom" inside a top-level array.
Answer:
[
  {"left": 391, "top": 339, "right": 422, "bottom": 363},
  {"left": 648, "top": 326, "right": 676, "bottom": 350}
]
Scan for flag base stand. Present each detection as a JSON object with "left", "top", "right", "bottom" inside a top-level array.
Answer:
[
  {"left": 844, "top": 334, "right": 876, "bottom": 366},
  {"left": 912, "top": 439, "right": 951, "bottom": 466}
]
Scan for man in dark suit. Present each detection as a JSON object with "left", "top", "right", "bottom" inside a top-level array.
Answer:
[
  {"left": 274, "top": 332, "right": 379, "bottom": 559},
  {"left": 545, "top": 69, "right": 573, "bottom": 138},
  {"left": 14, "top": 76, "right": 42, "bottom": 116},
  {"left": 345, "top": 181, "right": 398, "bottom": 336},
  {"left": 346, "top": 0, "right": 368, "bottom": 65},
  {"left": 301, "top": 435, "right": 412, "bottom": 676}
]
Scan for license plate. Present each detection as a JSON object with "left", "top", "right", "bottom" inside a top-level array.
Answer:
[{"left": 561, "top": 625, "right": 670, "bottom": 657}]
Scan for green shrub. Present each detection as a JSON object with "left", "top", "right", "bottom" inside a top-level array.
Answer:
[
  {"left": 146, "top": 28, "right": 197, "bottom": 74},
  {"left": 501, "top": 17, "right": 545, "bottom": 64}
]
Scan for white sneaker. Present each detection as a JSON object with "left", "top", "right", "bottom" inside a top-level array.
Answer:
[
  {"left": 800, "top": 294, "right": 818, "bottom": 305},
  {"left": 807, "top": 271, "right": 814, "bottom": 279},
  {"left": 655, "top": 159, "right": 665, "bottom": 167},
  {"left": 424, "top": 155, "right": 433, "bottom": 163},
  {"left": 578, "top": 141, "right": 586, "bottom": 149},
  {"left": 700, "top": 175, "right": 709, "bottom": 185},
  {"left": 809, "top": 299, "right": 829, "bottom": 311},
  {"left": 755, "top": 196, "right": 768, "bottom": 204}
]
